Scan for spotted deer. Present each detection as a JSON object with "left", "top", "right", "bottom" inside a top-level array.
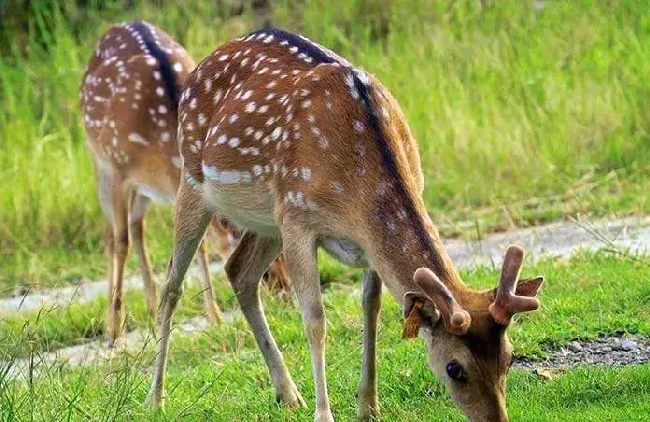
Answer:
[
  {"left": 144, "top": 28, "right": 545, "bottom": 422},
  {"left": 80, "top": 21, "right": 289, "bottom": 347}
]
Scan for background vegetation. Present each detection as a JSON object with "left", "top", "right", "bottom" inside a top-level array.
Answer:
[{"left": 1, "top": 0, "right": 649, "bottom": 290}]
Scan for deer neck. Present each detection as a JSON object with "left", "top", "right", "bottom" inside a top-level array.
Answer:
[{"left": 364, "top": 194, "right": 467, "bottom": 306}]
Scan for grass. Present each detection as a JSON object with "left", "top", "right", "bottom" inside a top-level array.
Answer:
[
  {"left": 2, "top": 2, "right": 648, "bottom": 419},
  {"left": 2, "top": 0, "right": 650, "bottom": 292},
  {"left": 1, "top": 253, "right": 650, "bottom": 420}
]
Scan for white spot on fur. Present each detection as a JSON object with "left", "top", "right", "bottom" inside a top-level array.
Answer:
[
  {"left": 331, "top": 181, "right": 344, "bottom": 193},
  {"left": 301, "top": 168, "right": 312, "bottom": 181},
  {"left": 204, "top": 79, "right": 213, "bottom": 92},
  {"left": 271, "top": 127, "right": 283, "bottom": 141},
  {"left": 184, "top": 172, "right": 201, "bottom": 189},
  {"left": 214, "top": 89, "right": 223, "bottom": 103},
  {"left": 242, "top": 89, "right": 253, "bottom": 100},
  {"left": 128, "top": 132, "right": 149, "bottom": 146},
  {"left": 203, "top": 165, "right": 251, "bottom": 184}
]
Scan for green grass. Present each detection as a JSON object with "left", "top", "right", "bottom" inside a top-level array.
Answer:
[
  {"left": 3, "top": 253, "right": 649, "bottom": 359},
  {"left": 2, "top": 0, "right": 650, "bottom": 292},
  {"left": 1, "top": 253, "right": 650, "bottom": 420}
]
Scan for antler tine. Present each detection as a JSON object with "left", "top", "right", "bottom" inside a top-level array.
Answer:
[
  {"left": 489, "top": 245, "right": 540, "bottom": 325},
  {"left": 497, "top": 245, "right": 524, "bottom": 297},
  {"left": 413, "top": 268, "right": 470, "bottom": 335}
]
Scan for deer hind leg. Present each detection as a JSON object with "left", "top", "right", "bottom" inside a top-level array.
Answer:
[
  {"left": 225, "top": 231, "right": 305, "bottom": 408},
  {"left": 96, "top": 165, "right": 116, "bottom": 326},
  {"left": 195, "top": 240, "right": 224, "bottom": 324},
  {"left": 145, "top": 181, "right": 214, "bottom": 408},
  {"left": 358, "top": 269, "right": 382, "bottom": 420},
  {"left": 281, "top": 223, "right": 333, "bottom": 422},
  {"left": 129, "top": 192, "right": 158, "bottom": 316},
  {"left": 106, "top": 176, "right": 130, "bottom": 347}
]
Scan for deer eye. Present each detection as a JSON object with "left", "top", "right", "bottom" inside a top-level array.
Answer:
[{"left": 446, "top": 360, "right": 466, "bottom": 381}]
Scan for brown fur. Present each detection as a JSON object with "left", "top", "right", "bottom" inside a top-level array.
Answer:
[
  {"left": 145, "top": 29, "right": 544, "bottom": 422},
  {"left": 80, "top": 22, "right": 290, "bottom": 346}
]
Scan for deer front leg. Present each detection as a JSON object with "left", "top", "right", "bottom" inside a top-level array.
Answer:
[
  {"left": 282, "top": 225, "right": 333, "bottom": 422},
  {"left": 107, "top": 180, "right": 129, "bottom": 347},
  {"left": 145, "top": 181, "right": 214, "bottom": 408},
  {"left": 358, "top": 269, "right": 381, "bottom": 420},
  {"left": 225, "top": 231, "right": 305, "bottom": 408},
  {"left": 104, "top": 221, "right": 115, "bottom": 313},
  {"left": 129, "top": 192, "right": 158, "bottom": 316},
  {"left": 195, "top": 240, "right": 224, "bottom": 324}
]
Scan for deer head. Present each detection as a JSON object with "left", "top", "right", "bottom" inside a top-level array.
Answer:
[{"left": 403, "top": 245, "right": 544, "bottom": 421}]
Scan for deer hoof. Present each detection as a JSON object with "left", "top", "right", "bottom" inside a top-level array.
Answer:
[{"left": 276, "top": 384, "right": 306, "bottom": 408}]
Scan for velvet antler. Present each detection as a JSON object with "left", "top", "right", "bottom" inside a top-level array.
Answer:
[{"left": 488, "top": 245, "right": 544, "bottom": 325}]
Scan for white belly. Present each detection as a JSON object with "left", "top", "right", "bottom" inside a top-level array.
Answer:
[
  {"left": 136, "top": 183, "right": 175, "bottom": 204},
  {"left": 320, "top": 237, "right": 367, "bottom": 267},
  {"left": 202, "top": 180, "right": 279, "bottom": 237}
]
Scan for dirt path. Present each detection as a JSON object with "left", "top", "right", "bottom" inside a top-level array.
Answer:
[
  {"left": 3, "top": 216, "right": 648, "bottom": 316},
  {"left": 2, "top": 216, "right": 649, "bottom": 379},
  {"left": 445, "top": 215, "right": 650, "bottom": 268},
  {"left": 0, "top": 262, "right": 224, "bottom": 316},
  {"left": 3, "top": 314, "right": 235, "bottom": 381}
]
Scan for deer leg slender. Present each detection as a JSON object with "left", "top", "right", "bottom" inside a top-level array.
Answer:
[
  {"left": 145, "top": 181, "right": 214, "bottom": 408},
  {"left": 129, "top": 192, "right": 158, "bottom": 316},
  {"left": 282, "top": 224, "right": 333, "bottom": 422},
  {"left": 195, "top": 240, "right": 224, "bottom": 324},
  {"left": 96, "top": 165, "right": 115, "bottom": 314},
  {"left": 106, "top": 178, "right": 129, "bottom": 347},
  {"left": 104, "top": 222, "right": 115, "bottom": 302},
  {"left": 225, "top": 231, "right": 305, "bottom": 408},
  {"left": 358, "top": 269, "right": 382, "bottom": 420}
]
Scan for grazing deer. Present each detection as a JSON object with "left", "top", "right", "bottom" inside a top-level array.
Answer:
[
  {"left": 80, "top": 21, "right": 289, "bottom": 347},
  {"left": 145, "top": 28, "right": 544, "bottom": 422}
]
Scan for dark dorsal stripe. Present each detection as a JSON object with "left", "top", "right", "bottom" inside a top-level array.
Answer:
[
  {"left": 130, "top": 21, "right": 180, "bottom": 109},
  {"left": 246, "top": 28, "right": 438, "bottom": 265},
  {"left": 247, "top": 27, "right": 346, "bottom": 66},
  {"left": 349, "top": 71, "right": 439, "bottom": 263}
]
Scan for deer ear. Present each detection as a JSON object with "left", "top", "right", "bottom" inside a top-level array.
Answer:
[
  {"left": 402, "top": 292, "right": 440, "bottom": 339},
  {"left": 487, "top": 277, "right": 544, "bottom": 302},
  {"left": 516, "top": 276, "right": 544, "bottom": 297}
]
